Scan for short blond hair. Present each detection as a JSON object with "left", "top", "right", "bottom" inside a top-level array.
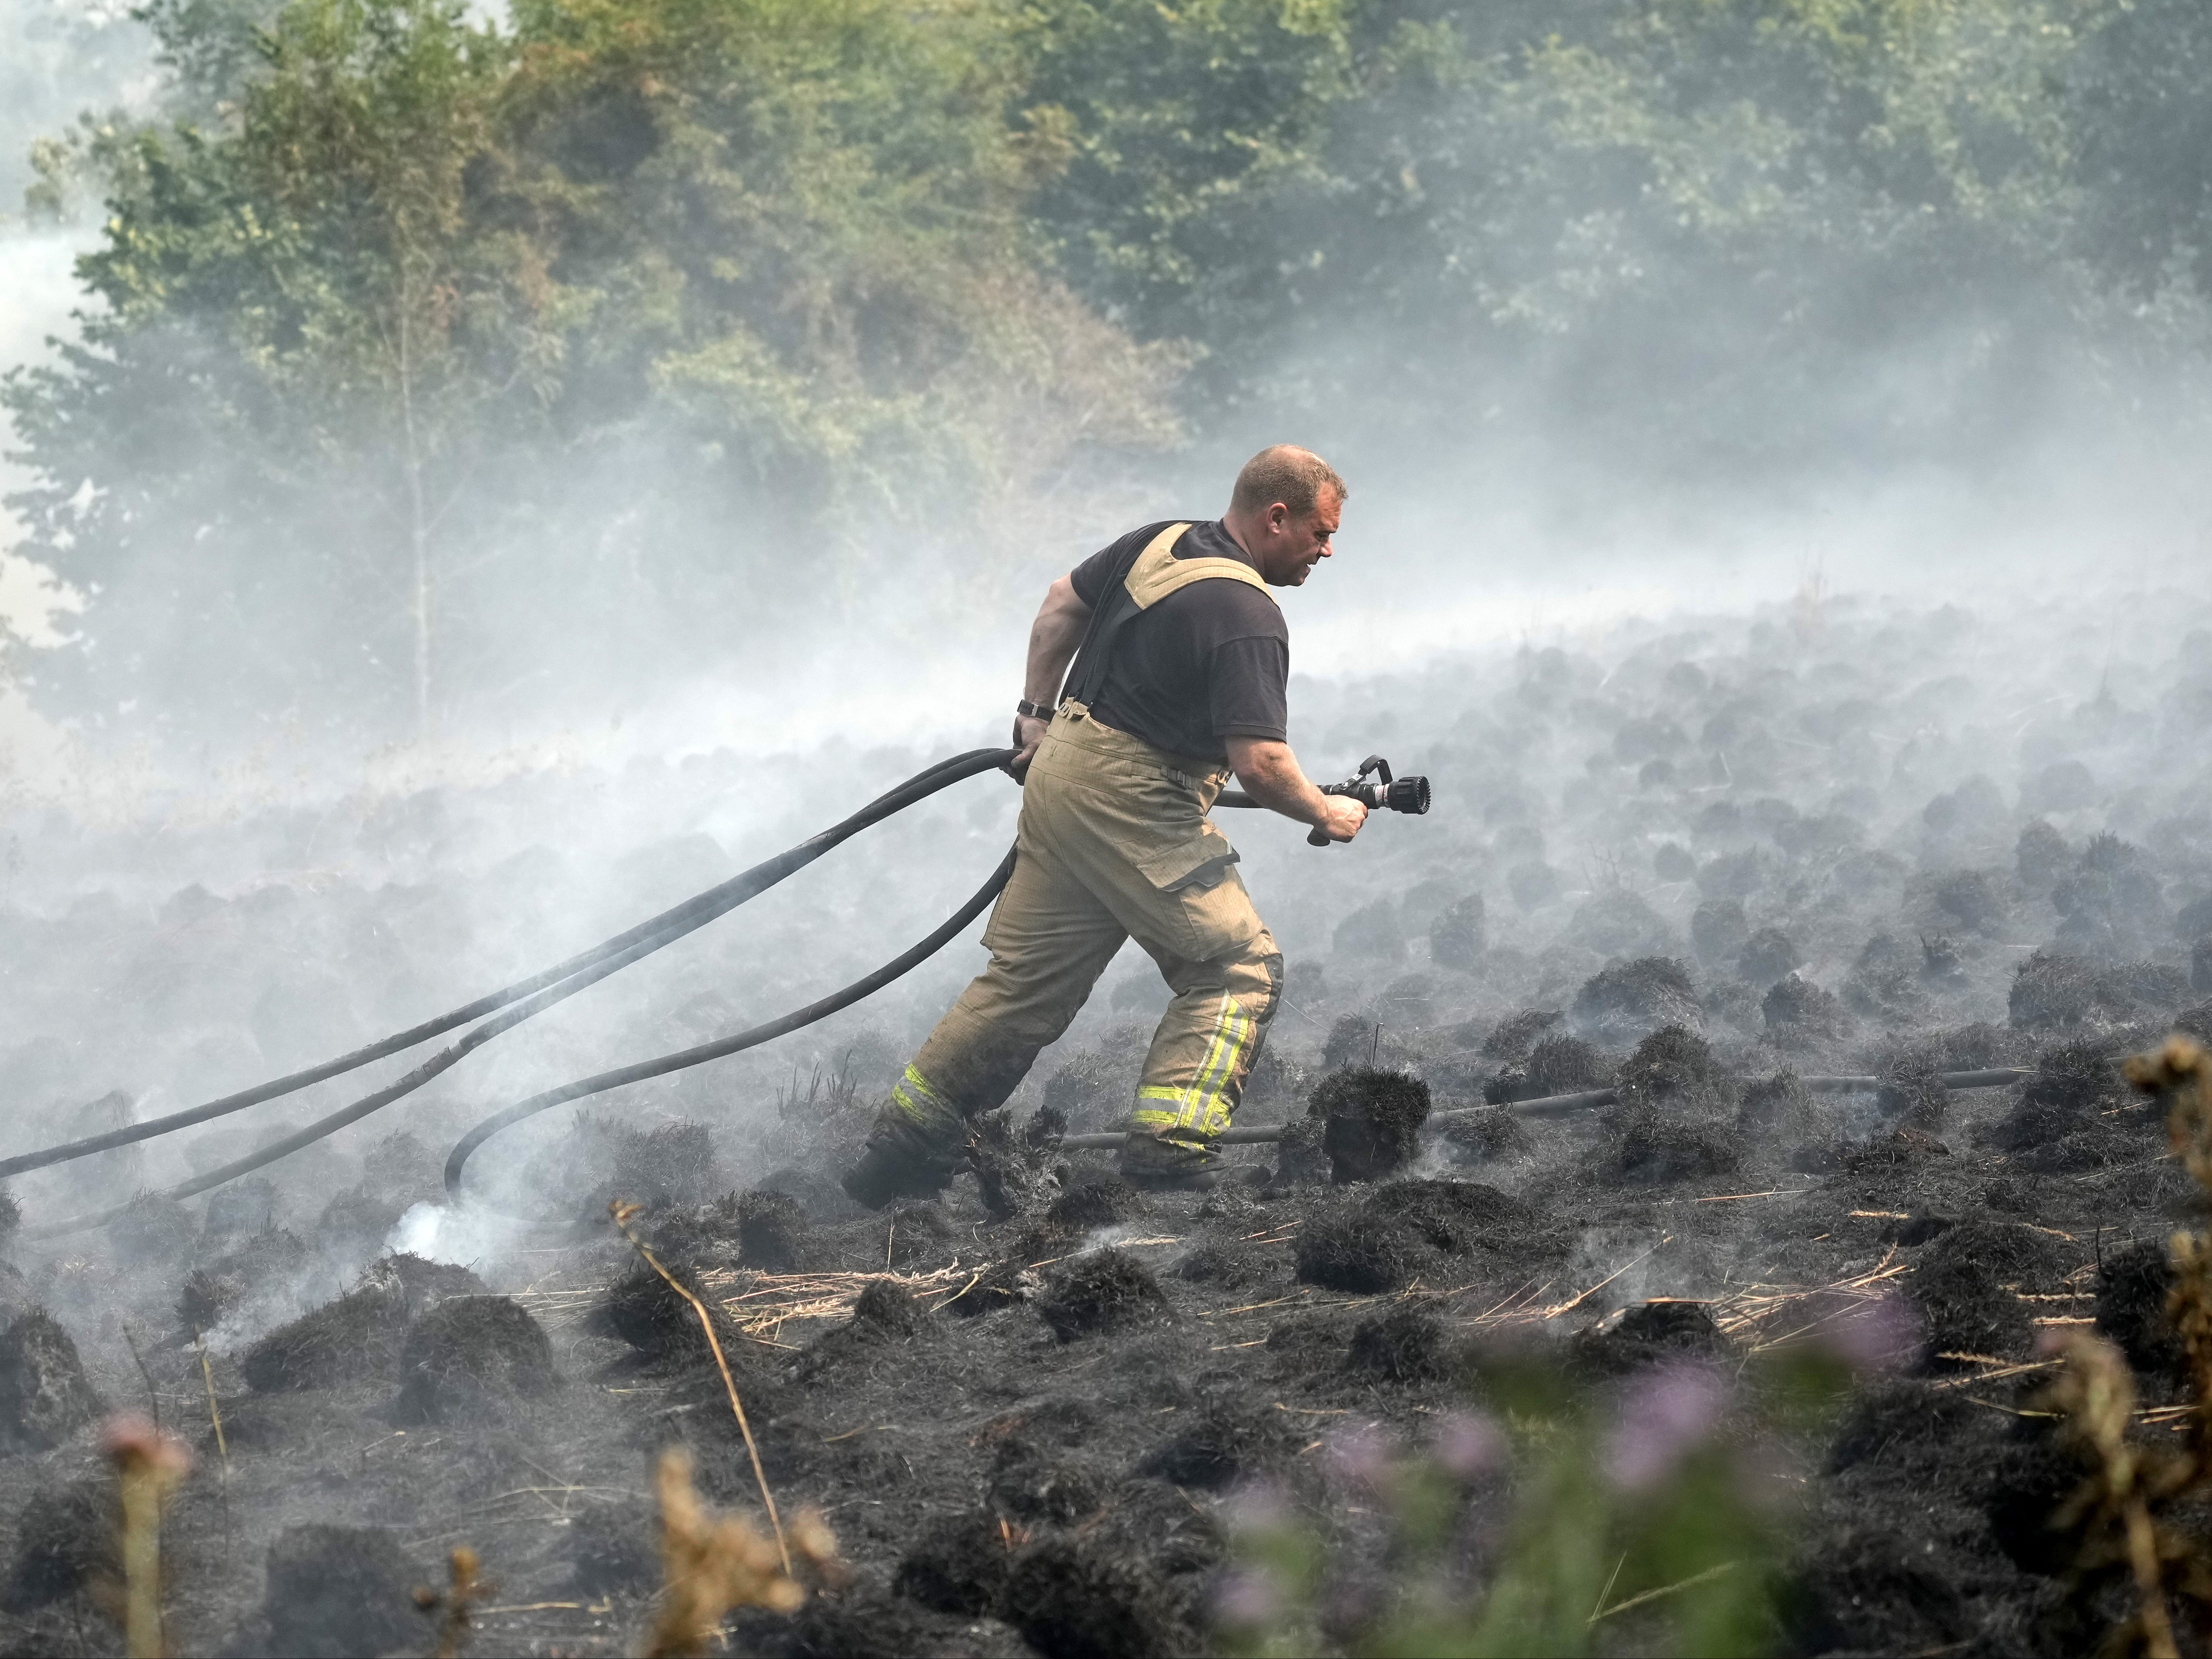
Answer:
[{"left": 1230, "top": 445, "right": 1346, "bottom": 518}]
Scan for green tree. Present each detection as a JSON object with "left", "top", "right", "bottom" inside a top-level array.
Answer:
[
  {"left": 7, "top": 0, "right": 547, "bottom": 737},
  {"left": 1011, "top": 0, "right": 1359, "bottom": 395},
  {"left": 1018, "top": 0, "right": 2108, "bottom": 484},
  {"left": 494, "top": 0, "right": 1184, "bottom": 617},
  {"left": 11, "top": 0, "right": 2212, "bottom": 740},
  {"left": 2070, "top": 0, "right": 2212, "bottom": 303},
  {"left": 4, "top": 0, "right": 1182, "bottom": 741}
]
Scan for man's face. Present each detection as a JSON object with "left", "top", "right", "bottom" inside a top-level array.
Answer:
[{"left": 1257, "top": 487, "right": 1342, "bottom": 586}]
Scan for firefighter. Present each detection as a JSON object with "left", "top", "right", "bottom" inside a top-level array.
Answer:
[{"left": 840, "top": 446, "right": 1365, "bottom": 1205}]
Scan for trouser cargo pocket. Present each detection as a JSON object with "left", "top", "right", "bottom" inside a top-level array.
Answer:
[{"left": 1131, "top": 824, "right": 1264, "bottom": 965}]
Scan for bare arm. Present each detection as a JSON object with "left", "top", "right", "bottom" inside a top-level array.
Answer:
[
  {"left": 1009, "top": 575, "right": 1091, "bottom": 778},
  {"left": 1225, "top": 736, "right": 1366, "bottom": 842}
]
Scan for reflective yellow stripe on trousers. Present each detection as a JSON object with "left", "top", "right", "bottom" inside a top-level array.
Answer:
[
  {"left": 1130, "top": 991, "right": 1254, "bottom": 1143},
  {"left": 888, "top": 1062, "right": 963, "bottom": 1136}
]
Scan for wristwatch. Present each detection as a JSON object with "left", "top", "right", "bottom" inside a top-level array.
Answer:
[{"left": 1016, "top": 699, "right": 1054, "bottom": 720}]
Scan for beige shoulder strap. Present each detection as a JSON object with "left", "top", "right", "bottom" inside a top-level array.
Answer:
[{"left": 1124, "top": 522, "right": 1275, "bottom": 611}]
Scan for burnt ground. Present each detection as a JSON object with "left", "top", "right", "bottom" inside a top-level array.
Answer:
[
  {"left": 3, "top": 600, "right": 2212, "bottom": 1654},
  {"left": 3, "top": 1008, "right": 2211, "bottom": 1658}
]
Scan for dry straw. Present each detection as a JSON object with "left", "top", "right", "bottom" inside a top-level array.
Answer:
[
  {"left": 700, "top": 1263, "right": 970, "bottom": 1342},
  {"left": 2031, "top": 1032, "right": 2212, "bottom": 1657},
  {"left": 2042, "top": 1330, "right": 2180, "bottom": 1658},
  {"left": 104, "top": 1415, "right": 191, "bottom": 1659},
  {"left": 192, "top": 1330, "right": 228, "bottom": 1473},
  {"left": 413, "top": 1545, "right": 486, "bottom": 1659},
  {"left": 608, "top": 1199, "right": 788, "bottom": 1569},
  {"left": 643, "top": 1448, "right": 840, "bottom": 1659}
]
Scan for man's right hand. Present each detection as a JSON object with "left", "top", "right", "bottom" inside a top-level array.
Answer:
[
  {"left": 1007, "top": 714, "right": 1050, "bottom": 780},
  {"left": 1225, "top": 734, "right": 1366, "bottom": 841},
  {"left": 1314, "top": 794, "right": 1367, "bottom": 842}
]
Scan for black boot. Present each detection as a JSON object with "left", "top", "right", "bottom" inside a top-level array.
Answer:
[
  {"left": 1117, "top": 1127, "right": 1224, "bottom": 1192},
  {"left": 840, "top": 1127, "right": 957, "bottom": 1211}
]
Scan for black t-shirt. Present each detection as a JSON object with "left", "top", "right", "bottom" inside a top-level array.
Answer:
[{"left": 1065, "top": 519, "right": 1289, "bottom": 762}]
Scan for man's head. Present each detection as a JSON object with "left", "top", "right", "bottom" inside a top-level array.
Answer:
[{"left": 1222, "top": 445, "right": 1346, "bottom": 587}]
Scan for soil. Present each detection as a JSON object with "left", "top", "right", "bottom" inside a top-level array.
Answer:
[
  {"left": 1311, "top": 1068, "right": 1432, "bottom": 1183},
  {"left": 1436, "top": 1106, "right": 1536, "bottom": 1166},
  {"left": 733, "top": 1191, "right": 815, "bottom": 1272},
  {"left": 392, "top": 1295, "right": 557, "bottom": 1423},
  {"left": 1346, "top": 1307, "right": 1449, "bottom": 1381},
  {"left": 238, "top": 1255, "right": 487, "bottom": 1393},
  {"left": 6, "top": 605, "right": 2212, "bottom": 1656},
  {"left": 2, "top": 1479, "right": 112, "bottom": 1614},
  {"left": 15, "top": 1006, "right": 2212, "bottom": 1659},
  {"left": 2096, "top": 1239, "right": 2186, "bottom": 1383},
  {"left": 261, "top": 1524, "right": 428, "bottom": 1658},
  {"left": 1034, "top": 1250, "right": 1169, "bottom": 1342},
  {"left": 0, "top": 1312, "right": 103, "bottom": 1450}
]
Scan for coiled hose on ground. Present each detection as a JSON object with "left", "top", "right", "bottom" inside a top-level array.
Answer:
[{"left": 10, "top": 748, "right": 1018, "bottom": 1239}]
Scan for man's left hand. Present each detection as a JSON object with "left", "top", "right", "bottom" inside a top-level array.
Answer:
[{"left": 1008, "top": 715, "right": 1050, "bottom": 780}]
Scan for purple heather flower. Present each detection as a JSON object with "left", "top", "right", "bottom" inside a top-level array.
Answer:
[
  {"left": 1227, "top": 1479, "right": 1292, "bottom": 1532},
  {"left": 1822, "top": 1291, "right": 1919, "bottom": 1373},
  {"left": 1213, "top": 1568, "right": 1283, "bottom": 1629},
  {"left": 1321, "top": 1574, "right": 1385, "bottom": 1634},
  {"left": 1326, "top": 1421, "right": 1395, "bottom": 1488},
  {"left": 1606, "top": 1362, "right": 1729, "bottom": 1491},
  {"left": 1430, "top": 1410, "right": 1506, "bottom": 1481}
]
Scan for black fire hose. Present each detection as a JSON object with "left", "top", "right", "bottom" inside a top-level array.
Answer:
[
  {"left": 444, "top": 754, "right": 1438, "bottom": 1202},
  {"left": 14, "top": 748, "right": 1017, "bottom": 1239},
  {"left": 442, "top": 849, "right": 1015, "bottom": 1200}
]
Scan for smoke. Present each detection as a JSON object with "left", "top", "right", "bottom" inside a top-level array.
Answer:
[
  {"left": 0, "top": 0, "right": 2203, "bottom": 799},
  {"left": 0, "top": 0, "right": 146, "bottom": 717},
  {"left": 0, "top": 227, "right": 92, "bottom": 655},
  {"left": 386, "top": 1197, "right": 521, "bottom": 1271},
  {"left": 0, "top": 0, "right": 155, "bottom": 208},
  {"left": 8, "top": 27, "right": 2212, "bottom": 1658},
  {"left": 0, "top": 0, "right": 2207, "bottom": 1294}
]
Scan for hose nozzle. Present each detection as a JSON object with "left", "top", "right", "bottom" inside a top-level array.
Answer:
[{"left": 1308, "top": 755, "right": 1432, "bottom": 845}]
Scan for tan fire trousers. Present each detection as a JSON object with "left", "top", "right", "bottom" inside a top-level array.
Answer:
[{"left": 885, "top": 701, "right": 1282, "bottom": 1168}]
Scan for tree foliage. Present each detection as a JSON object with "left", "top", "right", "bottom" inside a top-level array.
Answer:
[
  {"left": 1020, "top": 0, "right": 2116, "bottom": 464},
  {"left": 4, "top": 0, "right": 2209, "bottom": 739},
  {"left": 4, "top": 0, "right": 1184, "bottom": 735}
]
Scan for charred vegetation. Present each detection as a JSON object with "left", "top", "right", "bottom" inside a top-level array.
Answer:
[{"left": 8, "top": 607, "right": 2212, "bottom": 1657}]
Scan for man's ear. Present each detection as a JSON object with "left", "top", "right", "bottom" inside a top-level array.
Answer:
[{"left": 1266, "top": 502, "right": 1291, "bottom": 533}]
